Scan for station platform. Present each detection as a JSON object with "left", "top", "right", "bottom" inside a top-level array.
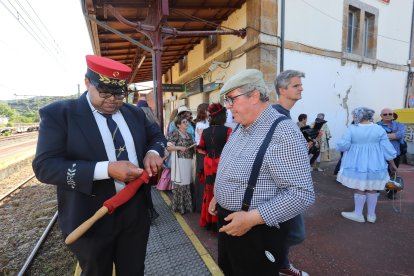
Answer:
[
  {"left": 75, "top": 161, "right": 414, "bottom": 275},
  {"left": 75, "top": 188, "right": 220, "bottom": 276}
]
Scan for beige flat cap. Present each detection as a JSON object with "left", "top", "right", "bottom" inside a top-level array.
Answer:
[{"left": 219, "top": 69, "right": 266, "bottom": 97}]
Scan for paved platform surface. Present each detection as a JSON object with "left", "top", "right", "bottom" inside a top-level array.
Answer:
[
  {"left": 76, "top": 161, "right": 414, "bottom": 275},
  {"left": 175, "top": 161, "right": 414, "bottom": 276},
  {"left": 75, "top": 189, "right": 215, "bottom": 276},
  {"left": 290, "top": 162, "right": 414, "bottom": 275},
  {"left": 145, "top": 190, "right": 212, "bottom": 275}
]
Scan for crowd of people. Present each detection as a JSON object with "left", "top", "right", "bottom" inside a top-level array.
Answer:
[{"left": 32, "top": 54, "right": 408, "bottom": 276}]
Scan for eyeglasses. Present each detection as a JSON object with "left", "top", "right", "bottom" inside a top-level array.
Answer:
[
  {"left": 181, "top": 120, "right": 189, "bottom": 124},
  {"left": 224, "top": 91, "right": 251, "bottom": 106},
  {"left": 94, "top": 85, "right": 126, "bottom": 100},
  {"left": 382, "top": 113, "right": 393, "bottom": 116}
]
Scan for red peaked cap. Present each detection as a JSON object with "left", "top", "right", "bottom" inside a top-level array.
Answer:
[
  {"left": 208, "top": 103, "right": 225, "bottom": 117},
  {"left": 86, "top": 55, "right": 132, "bottom": 89}
]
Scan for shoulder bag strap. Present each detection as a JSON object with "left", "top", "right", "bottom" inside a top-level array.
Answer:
[{"left": 241, "top": 116, "right": 288, "bottom": 211}]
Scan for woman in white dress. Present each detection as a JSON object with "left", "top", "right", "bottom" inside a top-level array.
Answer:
[
  {"left": 336, "top": 107, "right": 397, "bottom": 223},
  {"left": 167, "top": 113, "right": 195, "bottom": 214}
]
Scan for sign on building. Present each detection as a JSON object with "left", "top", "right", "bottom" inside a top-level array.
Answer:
[
  {"left": 162, "top": 84, "right": 184, "bottom": 92},
  {"left": 185, "top": 78, "right": 203, "bottom": 95}
]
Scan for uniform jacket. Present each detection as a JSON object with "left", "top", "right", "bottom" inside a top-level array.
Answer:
[{"left": 32, "top": 92, "right": 166, "bottom": 236}]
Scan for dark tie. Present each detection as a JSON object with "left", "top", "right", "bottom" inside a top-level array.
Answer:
[{"left": 101, "top": 113, "right": 129, "bottom": 161}]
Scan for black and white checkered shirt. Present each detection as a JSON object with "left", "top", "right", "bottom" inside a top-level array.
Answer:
[{"left": 215, "top": 105, "right": 315, "bottom": 227}]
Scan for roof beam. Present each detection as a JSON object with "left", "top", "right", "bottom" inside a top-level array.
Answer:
[{"left": 99, "top": 3, "right": 241, "bottom": 10}]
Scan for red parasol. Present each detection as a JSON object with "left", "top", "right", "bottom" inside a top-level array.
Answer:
[{"left": 65, "top": 171, "right": 150, "bottom": 245}]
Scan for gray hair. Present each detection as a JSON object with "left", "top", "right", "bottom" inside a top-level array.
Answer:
[
  {"left": 238, "top": 83, "right": 269, "bottom": 102},
  {"left": 317, "top": 113, "right": 325, "bottom": 120},
  {"left": 274, "top": 70, "right": 305, "bottom": 95},
  {"left": 352, "top": 107, "right": 375, "bottom": 124}
]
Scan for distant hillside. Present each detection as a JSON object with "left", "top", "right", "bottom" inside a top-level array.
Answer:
[{"left": 3, "top": 95, "right": 78, "bottom": 114}]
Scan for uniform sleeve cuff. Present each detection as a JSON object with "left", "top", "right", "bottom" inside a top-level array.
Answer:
[
  {"left": 94, "top": 161, "right": 110, "bottom": 180},
  {"left": 147, "top": 150, "right": 160, "bottom": 156}
]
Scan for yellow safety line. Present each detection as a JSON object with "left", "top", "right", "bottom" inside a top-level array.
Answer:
[
  {"left": 159, "top": 191, "right": 223, "bottom": 276},
  {"left": 74, "top": 191, "right": 223, "bottom": 276}
]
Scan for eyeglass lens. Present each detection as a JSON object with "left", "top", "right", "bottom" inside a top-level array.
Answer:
[
  {"left": 382, "top": 113, "right": 393, "bottom": 116},
  {"left": 97, "top": 87, "right": 125, "bottom": 99},
  {"left": 224, "top": 97, "right": 233, "bottom": 105},
  {"left": 224, "top": 91, "right": 251, "bottom": 106}
]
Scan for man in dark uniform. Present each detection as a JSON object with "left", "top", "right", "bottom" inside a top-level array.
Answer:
[{"left": 32, "top": 55, "right": 166, "bottom": 276}]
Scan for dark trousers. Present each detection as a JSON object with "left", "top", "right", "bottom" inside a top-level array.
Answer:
[
  {"left": 194, "top": 152, "right": 206, "bottom": 212},
  {"left": 68, "top": 190, "right": 150, "bottom": 276},
  {"left": 280, "top": 214, "right": 305, "bottom": 267},
  {"left": 217, "top": 205, "right": 288, "bottom": 276},
  {"left": 309, "top": 148, "right": 320, "bottom": 166}
]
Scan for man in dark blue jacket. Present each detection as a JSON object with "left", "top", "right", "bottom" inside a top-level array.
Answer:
[
  {"left": 274, "top": 70, "right": 309, "bottom": 276},
  {"left": 33, "top": 55, "right": 166, "bottom": 276}
]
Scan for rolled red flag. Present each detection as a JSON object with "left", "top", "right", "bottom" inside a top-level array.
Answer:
[
  {"left": 104, "top": 171, "right": 150, "bottom": 214},
  {"left": 65, "top": 171, "right": 150, "bottom": 245}
]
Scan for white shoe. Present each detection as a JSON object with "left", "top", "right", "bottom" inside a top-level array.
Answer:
[
  {"left": 367, "top": 214, "right": 376, "bottom": 223},
  {"left": 341, "top": 211, "right": 365, "bottom": 223},
  {"left": 279, "top": 264, "right": 309, "bottom": 276}
]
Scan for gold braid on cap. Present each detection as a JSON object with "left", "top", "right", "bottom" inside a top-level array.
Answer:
[{"left": 98, "top": 74, "right": 127, "bottom": 86}]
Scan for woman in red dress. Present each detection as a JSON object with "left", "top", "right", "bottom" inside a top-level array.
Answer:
[{"left": 198, "top": 103, "right": 232, "bottom": 229}]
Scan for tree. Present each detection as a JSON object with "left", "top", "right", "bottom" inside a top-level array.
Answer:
[{"left": 0, "top": 103, "right": 16, "bottom": 119}]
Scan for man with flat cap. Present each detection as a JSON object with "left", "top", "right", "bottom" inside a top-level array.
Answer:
[
  {"left": 33, "top": 55, "right": 166, "bottom": 275},
  {"left": 208, "top": 69, "right": 315, "bottom": 275}
]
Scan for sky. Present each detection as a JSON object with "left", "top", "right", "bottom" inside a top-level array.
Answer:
[{"left": 0, "top": 0, "right": 93, "bottom": 101}]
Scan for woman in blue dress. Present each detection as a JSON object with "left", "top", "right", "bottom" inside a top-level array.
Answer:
[{"left": 336, "top": 107, "right": 397, "bottom": 223}]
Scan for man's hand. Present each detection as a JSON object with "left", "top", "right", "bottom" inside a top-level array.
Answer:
[
  {"left": 389, "top": 163, "right": 398, "bottom": 173},
  {"left": 317, "top": 130, "right": 323, "bottom": 139},
  {"left": 144, "top": 152, "right": 163, "bottom": 177},
  {"left": 108, "top": 161, "right": 143, "bottom": 182},
  {"left": 177, "top": 146, "right": 187, "bottom": 152},
  {"left": 387, "top": 133, "right": 397, "bottom": 140},
  {"left": 208, "top": 196, "right": 217, "bottom": 216},
  {"left": 219, "top": 209, "right": 264, "bottom": 236},
  {"left": 388, "top": 159, "right": 398, "bottom": 173}
]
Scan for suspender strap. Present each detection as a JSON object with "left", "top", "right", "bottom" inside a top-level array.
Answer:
[{"left": 241, "top": 116, "right": 288, "bottom": 211}]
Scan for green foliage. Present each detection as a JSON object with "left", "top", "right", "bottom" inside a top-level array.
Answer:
[
  {"left": 4, "top": 95, "right": 77, "bottom": 123},
  {"left": 0, "top": 102, "right": 16, "bottom": 119},
  {"left": 14, "top": 116, "right": 34, "bottom": 123}
]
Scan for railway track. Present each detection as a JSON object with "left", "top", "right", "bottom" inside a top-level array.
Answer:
[
  {"left": 0, "top": 174, "right": 35, "bottom": 202},
  {"left": 0, "top": 174, "right": 61, "bottom": 276},
  {"left": 0, "top": 163, "right": 76, "bottom": 275},
  {"left": 0, "top": 132, "right": 38, "bottom": 150},
  {"left": 0, "top": 131, "right": 38, "bottom": 141},
  {"left": 18, "top": 211, "right": 59, "bottom": 276}
]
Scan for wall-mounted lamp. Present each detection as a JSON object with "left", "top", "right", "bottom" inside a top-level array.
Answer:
[
  {"left": 214, "top": 71, "right": 226, "bottom": 84},
  {"left": 208, "top": 61, "right": 229, "bottom": 72}
]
